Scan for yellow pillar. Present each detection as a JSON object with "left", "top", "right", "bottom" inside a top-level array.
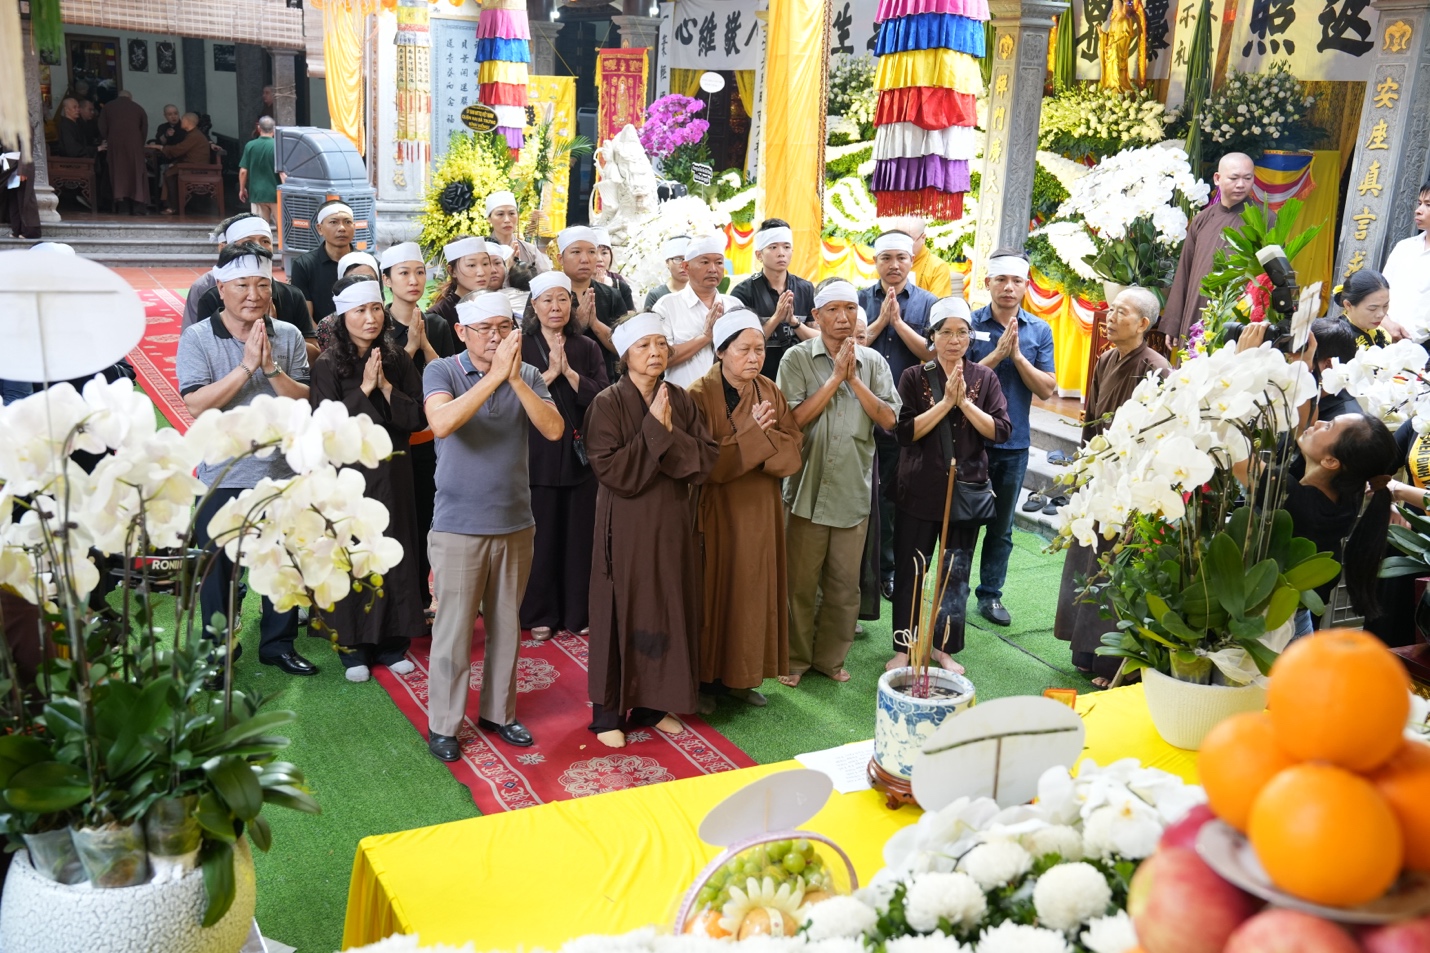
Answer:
[{"left": 763, "top": 0, "right": 829, "bottom": 279}]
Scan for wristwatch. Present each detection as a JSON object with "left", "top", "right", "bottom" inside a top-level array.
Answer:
[{"left": 264, "top": 364, "right": 282, "bottom": 379}]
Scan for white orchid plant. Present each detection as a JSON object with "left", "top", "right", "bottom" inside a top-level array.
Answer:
[
  {"left": 1320, "top": 339, "right": 1430, "bottom": 429},
  {"left": 1054, "top": 343, "right": 1341, "bottom": 684},
  {"left": 614, "top": 195, "right": 733, "bottom": 300}
]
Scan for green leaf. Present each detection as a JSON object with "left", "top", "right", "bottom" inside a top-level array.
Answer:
[
  {"left": 4, "top": 761, "right": 90, "bottom": 812},
  {"left": 195, "top": 791, "right": 237, "bottom": 843},
  {"left": 1301, "top": 588, "right": 1326, "bottom": 615},
  {"left": 1265, "top": 585, "right": 1300, "bottom": 630},
  {"left": 1284, "top": 537, "right": 1318, "bottom": 568},
  {"left": 1244, "top": 559, "right": 1280, "bottom": 612},
  {"left": 200, "top": 839, "right": 236, "bottom": 927},
  {"left": 0, "top": 736, "right": 54, "bottom": 789},
  {"left": 1146, "top": 593, "right": 1172, "bottom": 622},
  {"left": 1387, "top": 524, "right": 1430, "bottom": 556},
  {"left": 1158, "top": 611, "right": 1204, "bottom": 645},
  {"left": 1381, "top": 556, "right": 1430, "bottom": 579},
  {"left": 1206, "top": 533, "right": 1246, "bottom": 617},
  {"left": 1237, "top": 637, "right": 1280, "bottom": 677},
  {"left": 1226, "top": 507, "right": 1252, "bottom": 548},
  {"left": 1229, "top": 615, "right": 1267, "bottom": 641},
  {"left": 1282, "top": 556, "right": 1340, "bottom": 592},
  {"left": 261, "top": 784, "right": 321, "bottom": 814},
  {"left": 247, "top": 814, "right": 272, "bottom": 853},
  {"left": 194, "top": 710, "right": 296, "bottom": 758},
  {"left": 204, "top": 757, "right": 263, "bottom": 822}
]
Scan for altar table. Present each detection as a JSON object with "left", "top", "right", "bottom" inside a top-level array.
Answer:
[{"left": 341, "top": 685, "right": 1196, "bottom": 950}]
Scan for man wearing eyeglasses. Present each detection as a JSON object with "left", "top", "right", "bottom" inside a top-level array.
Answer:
[{"left": 422, "top": 292, "right": 565, "bottom": 761}]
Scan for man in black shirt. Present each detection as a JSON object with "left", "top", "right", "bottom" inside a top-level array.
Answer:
[
  {"left": 730, "top": 218, "right": 817, "bottom": 379},
  {"left": 287, "top": 199, "right": 356, "bottom": 322}
]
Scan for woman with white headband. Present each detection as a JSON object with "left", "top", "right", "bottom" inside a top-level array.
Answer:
[
  {"left": 687, "top": 307, "right": 804, "bottom": 710},
  {"left": 516, "top": 271, "right": 610, "bottom": 642},
  {"left": 887, "top": 296, "right": 1011, "bottom": 675},
  {"left": 584, "top": 313, "right": 718, "bottom": 749},
  {"left": 288, "top": 198, "right": 357, "bottom": 322},
  {"left": 309, "top": 275, "right": 428, "bottom": 682},
  {"left": 427, "top": 235, "right": 494, "bottom": 329},
  {"left": 313, "top": 251, "right": 386, "bottom": 351},
  {"left": 483, "top": 190, "right": 551, "bottom": 275},
  {"left": 591, "top": 227, "right": 636, "bottom": 315}
]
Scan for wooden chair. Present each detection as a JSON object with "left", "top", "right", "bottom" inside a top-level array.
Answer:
[
  {"left": 47, "top": 155, "right": 97, "bottom": 209},
  {"left": 171, "top": 145, "right": 225, "bottom": 220}
]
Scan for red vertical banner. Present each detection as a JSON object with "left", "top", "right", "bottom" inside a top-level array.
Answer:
[{"left": 596, "top": 48, "right": 650, "bottom": 147}]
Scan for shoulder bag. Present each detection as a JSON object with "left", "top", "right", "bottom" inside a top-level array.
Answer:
[{"left": 923, "top": 363, "right": 997, "bottom": 528}]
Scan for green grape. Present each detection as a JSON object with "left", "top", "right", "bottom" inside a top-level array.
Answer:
[
  {"left": 724, "top": 860, "right": 742, "bottom": 877},
  {"left": 697, "top": 887, "right": 717, "bottom": 907},
  {"left": 742, "top": 860, "right": 762, "bottom": 877},
  {"left": 782, "top": 851, "right": 807, "bottom": 875},
  {"left": 767, "top": 840, "right": 791, "bottom": 861},
  {"left": 793, "top": 838, "right": 810, "bottom": 855}
]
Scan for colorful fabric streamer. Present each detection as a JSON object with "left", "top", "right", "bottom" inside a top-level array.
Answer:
[
  {"left": 476, "top": 38, "right": 531, "bottom": 63},
  {"left": 874, "top": 87, "right": 978, "bottom": 129},
  {"left": 873, "top": 122, "right": 977, "bottom": 160},
  {"left": 873, "top": 13, "right": 987, "bottom": 57},
  {"left": 476, "top": 0, "right": 530, "bottom": 153},
  {"left": 477, "top": 8, "right": 530, "bottom": 39},
  {"left": 1253, "top": 151, "right": 1315, "bottom": 209},
  {"left": 875, "top": 0, "right": 990, "bottom": 23}
]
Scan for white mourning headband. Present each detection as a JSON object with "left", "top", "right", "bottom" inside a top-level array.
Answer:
[
  {"left": 379, "top": 242, "right": 425, "bottom": 270},
  {"left": 612, "top": 313, "right": 665, "bottom": 357},
  {"left": 873, "top": 232, "right": 915, "bottom": 256},
  {"left": 484, "top": 190, "right": 518, "bottom": 216},
  {"left": 315, "top": 202, "right": 355, "bottom": 225},
  {"left": 213, "top": 255, "right": 273, "bottom": 281},
  {"left": 928, "top": 295, "right": 972, "bottom": 331},
  {"left": 529, "top": 272, "right": 572, "bottom": 300},
  {"left": 331, "top": 279, "right": 385, "bottom": 315},
  {"left": 444, "top": 237, "right": 486, "bottom": 263},
  {"left": 986, "top": 255, "right": 1030, "bottom": 280},
  {"left": 813, "top": 281, "right": 859, "bottom": 309},
  {"left": 223, "top": 216, "right": 272, "bottom": 245},
  {"left": 455, "top": 291, "right": 514, "bottom": 325},
  {"left": 754, "top": 226, "right": 793, "bottom": 252}
]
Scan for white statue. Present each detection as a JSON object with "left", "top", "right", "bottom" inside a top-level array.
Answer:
[{"left": 590, "top": 125, "right": 659, "bottom": 247}]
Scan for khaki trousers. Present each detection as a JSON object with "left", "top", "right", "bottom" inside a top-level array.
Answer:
[
  {"left": 786, "top": 513, "right": 868, "bottom": 677},
  {"left": 427, "top": 527, "right": 534, "bottom": 736}
]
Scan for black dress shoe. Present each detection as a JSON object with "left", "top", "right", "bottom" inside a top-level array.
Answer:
[
  {"left": 881, "top": 577, "right": 895, "bottom": 601},
  {"left": 478, "top": 717, "right": 534, "bottom": 747},
  {"left": 260, "top": 650, "right": 318, "bottom": 676},
  {"left": 979, "top": 599, "right": 1012, "bottom": 626},
  {"left": 428, "top": 732, "right": 461, "bottom": 762}
]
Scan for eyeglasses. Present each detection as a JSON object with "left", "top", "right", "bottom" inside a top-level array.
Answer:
[
  {"left": 467, "top": 322, "right": 514, "bottom": 337},
  {"left": 934, "top": 328, "right": 971, "bottom": 340}
]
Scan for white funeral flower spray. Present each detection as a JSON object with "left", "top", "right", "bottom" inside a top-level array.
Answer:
[
  {"left": 974, "top": 922, "right": 1072, "bottom": 953},
  {"left": 1032, "top": 862, "right": 1114, "bottom": 932},
  {"left": 903, "top": 871, "right": 989, "bottom": 933},
  {"left": 801, "top": 895, "right": 879, "bottom": 940},
  {"left": 957, "top": 840, "right": 1033, "bottom": 891}
]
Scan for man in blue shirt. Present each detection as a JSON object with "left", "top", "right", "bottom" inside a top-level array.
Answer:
[
  {"left": 967, "top": 247, "right": 1057, "bottom": 627},
  {"left": 860, "top": 230, "right": 936, "bottom": 598}
]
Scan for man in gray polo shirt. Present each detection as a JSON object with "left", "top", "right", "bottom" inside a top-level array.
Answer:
[
  {"left": 422, "top": 291, "right": 564, "bottom": 760},
  {"left": 177, "top": 242, "right": 317, "bottom": 676}
]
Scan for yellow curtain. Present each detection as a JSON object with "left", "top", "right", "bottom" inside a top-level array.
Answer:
[
  {"left": 765, "top": 0, "right": 828, "bottom": 278},
  {"left": 318, "top": 0, "right": 370, "bottom": 155},
  {"left": 1292, "top": 150, "right": 1340, "bottom": 297},
  {"left": 669, "top": 68, "right": 702, "bottom": 97},
  {"left": 734, "top": 70, "right": 756, "bottom": 115}
]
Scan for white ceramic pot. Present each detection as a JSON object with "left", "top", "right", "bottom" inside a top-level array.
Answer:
[
  {"left": 874, "top": 666, "right": 976, "bottom": 780},
  {"left": 0, "top": 838, "right": 256, "bottom": 953},
  {"left": 1142, "top": 666, "right": 1267, "bottom": 751},
  {"left": 1101, "top": 281, "right": 1128, "bottom": 308}
]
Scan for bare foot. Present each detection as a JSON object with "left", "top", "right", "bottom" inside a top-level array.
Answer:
[
  {"left": 530, "top": 626, "right": 553, "bottom": 642},
  {"left": 596, "top": 729, "right": 626, "bottom": 748},
  {"left": 828, "top": 668, "right": 851, "bottom": 682},
  {"left": 1091, "top": 677, "right": 1112, "bottom": 690},
  {"left": 886, "top": 652, "right": 909, "bottom": 672},
  {"left": 933, "top": 651, "right": 965, "bottom": 674},
  {"left": 654, "top": 714, "right": 684, "bottom": 735},
  {"left": 778, "top": 673, "right": 802, "bottom": 687}
]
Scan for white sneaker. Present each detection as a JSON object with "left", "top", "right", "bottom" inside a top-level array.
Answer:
[
  {"left": 388, "top": 659, "right": 415, "bottom": 676},
  {"left": 345, "top": 665, "right": 371, "bottom": 683}
]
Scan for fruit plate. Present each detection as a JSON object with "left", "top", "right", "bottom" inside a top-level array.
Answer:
[{"left": 1197, "top": 819, "right": 1430, "bottom": 924}]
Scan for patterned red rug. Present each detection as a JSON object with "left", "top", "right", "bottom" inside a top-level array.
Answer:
[
  {"left": 372, "top": 626, "right": 756, "bottom": 813},
  {"left": 129, "top": 288, "right": 194, "bottom": 432}
]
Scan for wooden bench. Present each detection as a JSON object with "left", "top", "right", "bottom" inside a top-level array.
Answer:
[
  {"left": 47, "top": 155, "right": 97, "bottom": 209},
  {"left": 171, "top": 146, "right": 225, "bottom": 219}
]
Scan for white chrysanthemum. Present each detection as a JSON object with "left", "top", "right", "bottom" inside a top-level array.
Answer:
[
  {"left": 1033, "top": 862, "right": 1114, "bottom": 932},
  {"left": 887, "top": 932, "right": 972, "bottom": 953},
  {"left": 801, "top": 895, "right": 878, "bottom": 940},
  {"left": 1022, "top": 825, "right": 1083, "bottom": 862},
  {"left": 958, "top": 841, "right": 1032, "bottom": 891},
  {"left": 1081, "top": 910, "right": 1139, "bottom": 953},
  {"left": 974, "top": 921, "right": 1071, "bottom": 953},
  {"left": 903, "top": 872, "right": 988, "bottom": 933}
]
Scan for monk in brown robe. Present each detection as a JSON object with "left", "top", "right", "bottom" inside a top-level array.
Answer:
[
  {"left": 1056, "top": 287, "right": 1171, "bottom": 685},
  {"left": 98, "top": 91, "right": 150, "bottom": 213},
  {"left": 688, "top": 310, "right": 804, "bottom": 711},
  {"left": 584, "top": 314, "right": 718, "bottom": 749}
]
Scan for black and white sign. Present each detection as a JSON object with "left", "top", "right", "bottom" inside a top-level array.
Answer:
[{"left": 127, "top": 39, "right": 148, "bottom": 73}]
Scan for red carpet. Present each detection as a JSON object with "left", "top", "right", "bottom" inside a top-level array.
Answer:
[
  {"left": 372, "top": 627, "right": 756, "bottom": 813},
  {"left": 129, "top": 288, "right": 194, "bottom": 432}
]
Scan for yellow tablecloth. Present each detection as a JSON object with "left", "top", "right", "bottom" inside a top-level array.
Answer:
[{"left": 342, "top": 685, "right": 1197, "bottom": 950}]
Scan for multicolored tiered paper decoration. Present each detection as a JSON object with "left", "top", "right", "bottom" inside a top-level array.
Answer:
[
  {"left": 871, "top": 0, "right": 989, "bottom": 219},
  {"left": 394, "top": 0, "right": 432, "bottom": 177},
  {"left": 476, "top": 0, "right": 530, "bottom": 154}
]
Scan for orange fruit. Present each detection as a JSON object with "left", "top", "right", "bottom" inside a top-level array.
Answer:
[
  {"left": 1369, "top": 739, "right": 1430, "bottom": 872},
  {"left": 1248, "top": 762, "right": 1403, "bottom": 907},
  {"left": 1199, "top": 711, "right": 1299, "bottom": 832},
  {"left": 1266, "top": 629, "right": 1410, "bottom": 772}
]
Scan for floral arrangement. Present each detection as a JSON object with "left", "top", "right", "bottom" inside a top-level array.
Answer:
[
  {"left": 1321, "top": 339, "right": 1430, "bottom": 428},
  {"left": 612, "top": 195, "right": 732, "bottom": 299},
  {"left": 1056, "top": 343, "right": 1340, "bottom": 684},
  {"left": 828, "top": 55, "right": 878, "bottom": 141},
  {"left": 419, "top": 131, "right": 524, "bottom": 259},
  {"left": 1037, "top": 87, "right": 1168, "bottom": 161},
  {"left": 1199, "top": 61, "right": 1316, "bottom": 157},
  {"left": 0, "top": 379, "right": 400, "bottom": 922},
  {"left": 1197, "top": 200, "right": 1321, "bottom": 341},
  {"left": 641, "top": 94, "right": 712, "bottom": 190},
  {"left": 1027, "top": 224, "right": 1103, "bottom": 302},
  {"left": 711, "top": 171, "right": 761, "bottom": 226}
]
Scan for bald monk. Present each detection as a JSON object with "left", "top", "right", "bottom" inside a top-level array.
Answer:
[{"left": 1156, "top": 152, "right": 1272, "bottom": 344}]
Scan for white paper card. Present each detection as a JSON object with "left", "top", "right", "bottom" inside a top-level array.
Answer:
[{"left": 795, "top": 740, "right": 875, "bottom": 795}]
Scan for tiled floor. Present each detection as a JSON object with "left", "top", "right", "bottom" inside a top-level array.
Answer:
[{"left": 1036, "top": 395, "right": 1083, "bottom": 420}]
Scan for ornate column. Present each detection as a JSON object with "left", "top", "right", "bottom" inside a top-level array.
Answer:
[
  {"left": 968, "top": 0, "right": 1065, "bottom": 304},
  {"left": 373, "top": 7, "right": 423, "bottom": 245},
  {"left": 22, "top": 19, "right": 58, "bottom": 223},
  {"left": 529, "top": 20, "right": 562, "bottom": 78},
  {"left": 612, "top": 14, "right": 661, "bottom": 100},
  {"left": 1333, "top": 0, "right": 1430, "bottom": 281},
  {"left": 270, "top": 50, "right": 299, "bottom": 126}
]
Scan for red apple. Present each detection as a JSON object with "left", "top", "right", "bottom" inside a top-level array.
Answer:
[
  {"left": 1159, "top": 803, "right": 1217, "bottom": 851},
  {"left": 1361, "top": 916, "right": 1430, "bottom": 953},
  {"left": 1129, "top": 847, "right": 1262, "bottom": 953},
  {"left": 1224, "top": 909, "right": 1362, "bottom": 953}
]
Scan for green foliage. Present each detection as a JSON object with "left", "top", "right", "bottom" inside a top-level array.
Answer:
[
  {"left": 1038, "top": 86, "right": 1169, "bottom": 160},
  {"left": 1084, "top": 217, "right": 1177, "bottom": 303},
  {"left": 1181, "top": 0, "right": 1215, "bottom": 172},
  {"left": 1199, "top": 199, "right": 1322, "bottom": 337},
  {"left": 1382, "top": 505, "right": 1430, "bottom": 581},
  {"left": 662, "top": 141, "right": 714, "bottom": 194},
  {"left": 825, "top": 145, "right": 873, "bottom": 182},
  {"left": 829, "top": 54, "right": 878, "bottom": 140},
  {"left": 419, "top": 131, "right": 517, "bottom": 258},
  {"left": 1200, "top": 62, "right": 1321, "bottom": 158},
  {"left": 1031, "top": 164, "right": 1071, "bottom": 223},
  {"left": 1027, "top": 233, "right": 1103, "bottom": 301}
]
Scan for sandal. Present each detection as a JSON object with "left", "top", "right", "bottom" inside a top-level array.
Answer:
[
  {"left": 1043, "top": 495, "right": 1069, "bottom": 516},
  {"left": 530, "top": 626, "right": 553, "bottom": 642},
  {"left": 1046, "top": 450, "right": 1074, "bottom": 466},
  {"left": 1022, "top": 491, "right": 1048, "bottom": 512}
]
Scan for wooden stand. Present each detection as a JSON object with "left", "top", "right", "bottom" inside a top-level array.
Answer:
[{"left": 867, "top": 758, "right": 918, "bottom": 810}]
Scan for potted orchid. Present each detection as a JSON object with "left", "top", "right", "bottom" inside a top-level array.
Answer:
[
  {"left": 0, "top": 378, "right": 402, "bottom": 953},
  {"left": 639, "top": 94, "right": 712, "bottom": 193},
  {"left": 1054, "top": 344, "right": 1339, "bottom": 748}
]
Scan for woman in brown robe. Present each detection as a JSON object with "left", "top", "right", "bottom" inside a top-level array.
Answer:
[
  {"left": 688, "top": 310, "right": 804, "bottom": 710},
  {"left": 888, "top": 297, "right": 1011, "bottom": 672},
  {"left": 584, "top": 314, "right": 718, "bottom": 748},
  {"left": 309, "top": 275, "right": 427, "bottom": 681}
]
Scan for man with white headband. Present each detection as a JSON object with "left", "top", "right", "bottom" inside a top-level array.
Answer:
[
  {"left": 186, "top": 213, "right": 319, "bottom": 361},
  {"left": 643, "top": 234, "right": 691, "bottom": 311},
  {"left": 653, "top": 234, "right": 740, "bottom": 389},
  {"left": 422, "top": 291, "right": 564, "bottom": 758},
  {"left": 483, "top": 190, "right": 551, "bottom": 275},
  {"left": 967, "top": 246, "right": 1056, "bottom": 628},
  {"left": 777, "top": 277, "right": 899, "bottom": 686},
  {"left": 731, "top": 217, "right": 818, "bottom": 380},
  {"left": 860, "top": 229, "right": 938, "bottom": 601},
  {"left": 288, "top": 198, "right": 357, "bottom": 322},
  {"left": 177, "top": 241, "right": 315, "bottom": 678},
  {"left": 891, "top": 217, "right": 954, "bottom": 298},
  {"left": 556, "top": 225, "right": 627, "bottom": 381}
]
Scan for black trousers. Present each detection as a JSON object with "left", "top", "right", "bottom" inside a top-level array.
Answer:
[
  {"left": 890, "top": 511, "right": 978, "bottom": 656},
  {"left": 520, "top": 478, "right": 597, "bottom": 632},
  {"left": 410, "top": 440, "right": 437, "bottom": 606},
  {"left": 875, "top": 430, "right": 900, "bottom": 581},
  {"left": 196, "top": 487, "right": 299, "bottom": 660}
]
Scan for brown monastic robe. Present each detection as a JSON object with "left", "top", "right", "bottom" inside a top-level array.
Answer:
[
  {"left": 98, "top": 96, "right": 150, "bottom": 204},
  {"left": 688, "top": 364, "right": 804, "bottom": 689},
  {"left": 585, "top": 376, "right": 719, "bottom": 718},
  {"left": 1158, "top": 200, "right": 1273, "bottom": 341},
  {"left": 1055, "top": 342, "right": 1172, "bottom": 678}
]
